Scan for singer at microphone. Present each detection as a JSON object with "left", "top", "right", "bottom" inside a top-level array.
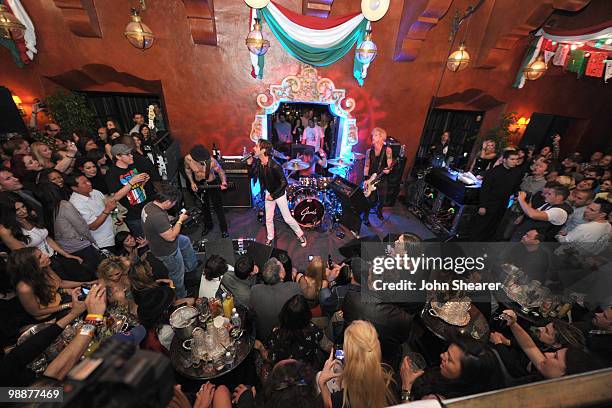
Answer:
[{"left": 241, "top": 151, "right": 256, "bottom": 162}]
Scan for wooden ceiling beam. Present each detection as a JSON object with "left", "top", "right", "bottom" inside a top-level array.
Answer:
[
  {"left": 183, "top": 0, "right": 217, "bottom": 46},
  {"left": 52, "top": 0, "right": 102, "bottom": 38},
  {"left": 476, "top": 0, "right": 591, "bottom": 69},
  {"left": 393, "top": 0, "right": 454, "bottom": 62}
]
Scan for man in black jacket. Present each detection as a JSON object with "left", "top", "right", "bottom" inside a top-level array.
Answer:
[
  {"left": 469, "top": 150, "right": 522, "bottom": 241},
  {"left": 247, "top": 139, "right": 307, "bottom": 247}
]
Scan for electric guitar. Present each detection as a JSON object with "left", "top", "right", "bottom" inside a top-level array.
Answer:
[
  {"left": 363, "top": 145, "right": 405, "bottom": 198},
  {"left": 197, "top": 181, "right": 236, "bottom": 192},
  {"left": 147, "top": 104, "right": 168, "bottom": 180}
]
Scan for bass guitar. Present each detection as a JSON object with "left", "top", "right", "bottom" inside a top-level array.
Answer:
[{"left": 363, "top": 145, "right": 405, "bottom": 198}]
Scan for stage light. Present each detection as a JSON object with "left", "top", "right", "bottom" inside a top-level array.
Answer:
[
  {"left": 447, "top": 43, "right": 470, "bottom": 72},
  {"left": 0, "top": 4, "right": 25, "bottom": 40}
]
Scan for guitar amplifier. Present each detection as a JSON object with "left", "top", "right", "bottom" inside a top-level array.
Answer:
[
  {"left": 222, "top": 175, "right": 252, "bottom": 208},
  {"left": 219, "top": 159, "right": 252, "bottom": 208},
  {"left": 329, "top": 177, "right": 370, "bottom": 214}
]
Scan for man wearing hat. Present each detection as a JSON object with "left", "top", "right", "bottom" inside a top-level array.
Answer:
[
  {"left": 105, "top": 143, "right": 153, "bottom": 237},
  {"left": 184, "top": 144, "right": 229, "bottom": 238}
]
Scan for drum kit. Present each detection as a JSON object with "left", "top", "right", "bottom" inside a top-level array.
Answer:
[{"left": 276, "top": 152, "right": 366, "bottom": 229}]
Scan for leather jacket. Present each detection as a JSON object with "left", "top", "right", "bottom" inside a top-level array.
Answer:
[
  {"left": 343, "top": 290, "right": 413, "bottom": 369},
  {"left": 250, "top": 158, "right": 287, "bottom": 200}
]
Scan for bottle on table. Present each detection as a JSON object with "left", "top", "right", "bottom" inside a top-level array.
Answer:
[
  {"left": 224, "top": 351, "right": 234, "bottom": 368},
  {"left": 231, "top": 312, "right": 241, "bottom": 331},
  {"left": 223, "top": 294, "right": 234, "bottom": 318}
]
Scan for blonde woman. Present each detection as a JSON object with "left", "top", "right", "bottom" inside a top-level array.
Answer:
[
  {"left": 470, "top": 139, "right": 497, "bottom": 177},
  {"left": 318, "top": 320, "right": 396, "bottom": 408},
  {"left": 97, "top": 256, "right": 136, "bottom": 314},
  {"left": 31, "top": 141, "right": 77, "bottom": 174}
]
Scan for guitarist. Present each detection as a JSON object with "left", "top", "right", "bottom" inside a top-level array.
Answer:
[
  {"left": 363, "top": 127, "right": 393, "bottom": 225},
  {"left": 184, "top": 144, "right": 229, "bottom": 238}
]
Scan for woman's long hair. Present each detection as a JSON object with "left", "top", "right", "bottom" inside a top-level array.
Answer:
[
  {"left": 303, "top": 256, "right": 324, "bottom": 299},
  {"left": 35, "top": 183, "right": 66, "bottom": 236},
  {"left": 263, "top": 360, "right": 320, "bottom": 408},
  {"left": 341, "top": 320, "right": 396, "bottom": 408},
  {"left": 446, "top": 335, "right": 504, "bottom": 395},
  {"left": 128, "top": 259, "right": 157, "bottom": 292},
  {"left": 7, "top": 247, "right": 55, "bottom": 305},
  {"left": 278, "top": 295, "right": 312, "bottom": 344},
  {"left": 97, "top": 256, "right": 128, "bottom": 282},
  {"left": 114, "top": 231, "right": 131, "bottom": 256},
  {"left": 0, "top": 194, "right": 42, "bottom": 245}
]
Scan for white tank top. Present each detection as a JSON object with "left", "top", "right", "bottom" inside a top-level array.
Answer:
[{"left": 21, "top": 226, "right": 55, "bottom": 256}]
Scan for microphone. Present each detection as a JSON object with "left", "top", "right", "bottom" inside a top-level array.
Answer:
[{"left": 241, "top": 152, "right": 255, "bottom": 162}]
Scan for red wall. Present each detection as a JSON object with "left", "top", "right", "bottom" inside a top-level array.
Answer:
[{"left": 1, "top": 0, "right": 611, "bottom": 169}]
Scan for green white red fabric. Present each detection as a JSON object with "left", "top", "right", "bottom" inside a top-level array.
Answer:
[
  {"left": 247, "top": 1, "right": 371, "bottom": 85},
  {"left": 513, "top": 24, "right": 612, "bottom": 87}
]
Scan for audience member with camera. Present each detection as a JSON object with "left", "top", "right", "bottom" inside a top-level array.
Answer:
[{"left": 142, "top": 182, "right": 199, "bottom": 298}]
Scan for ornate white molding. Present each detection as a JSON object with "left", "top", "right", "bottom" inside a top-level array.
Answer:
[{"left": 251, "top": 66, "right": 358, "bottom": 150}]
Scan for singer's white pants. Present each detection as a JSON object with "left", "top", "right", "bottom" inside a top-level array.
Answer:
[{"left": 265, "top": 192, "right": 303, "bottom": 241}]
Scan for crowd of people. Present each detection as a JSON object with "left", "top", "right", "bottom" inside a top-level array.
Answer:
[
  {"left": 0, "top": 115, "right": 610, "bottom": 408},
  {"left": 463, "top": 134, "right": 612, "bottom": 248}
]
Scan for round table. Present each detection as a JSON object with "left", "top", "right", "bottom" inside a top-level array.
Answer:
[
  {"left": 493, "top": 289, "right": 552, "bottom": 327},
  {"left": 170, "top": 332, "right": 255, "bottom": 380},
  {"left": 421, "top": 302, "right": 490, "bottom": 343}
]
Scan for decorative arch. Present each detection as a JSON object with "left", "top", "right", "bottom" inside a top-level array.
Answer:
[{"left": 250, "top": 65, "right": 358, "bottom": 159}]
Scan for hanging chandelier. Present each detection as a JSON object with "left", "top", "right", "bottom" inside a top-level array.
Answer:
[
  {"left": 356, "top": 30, "right": 378, "bottom": 64},
  {"left": 524, "top": 55, "right": 547, "bottom": 81},
  {"left": 0, "top": 4, "right": 25, "bottom": 40},
  {"left": 447, "top": 42, "right": 470, "bottom": 72},
  {"left": 245, "top": 18, "right": 270, "bottom": 56},
  {"left": 124, "top": 4, "right": 154, "bottom": 50}
]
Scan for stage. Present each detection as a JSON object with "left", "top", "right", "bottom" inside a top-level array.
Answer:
[{"left": 185, "top": 202, "right": 436, "bottom": 270}]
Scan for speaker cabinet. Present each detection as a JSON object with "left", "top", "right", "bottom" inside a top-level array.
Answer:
[
  {"left": 247, "top": 241, "right": 274, "bottom": 270},
  {"left": 203, "top": 238, "right": 236, "bottom": 265},
  {"left": 222, "top": 175, "right": 252, "bottom": 208}
]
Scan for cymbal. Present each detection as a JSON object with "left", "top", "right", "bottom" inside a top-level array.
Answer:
[
  {"left": 328, "top": 166, "right": 349, "bottom": 176},
  {"left": 282, "top": 159, "right": 310, "bottom": 170},
  {"left": 350, "top": 152, "right": 365, "bottom": 160},
  {"left": 327, "top": 158, "right": 353, "bottom": 167},
  {"left": 272, "top": 150, "right": 289, "bottom": 160}
]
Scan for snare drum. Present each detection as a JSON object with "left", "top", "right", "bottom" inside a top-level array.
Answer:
[{"left": 288, "top": 187, "right": 325, "bottom": 228}]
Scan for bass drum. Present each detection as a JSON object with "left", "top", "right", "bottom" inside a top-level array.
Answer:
[{"left": 289, "top": 188, "right": 325, "bottom": 228}]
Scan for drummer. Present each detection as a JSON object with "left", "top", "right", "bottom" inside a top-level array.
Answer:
[{"left": 296, "top": 148, "right": 327, "bottom": 177}]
